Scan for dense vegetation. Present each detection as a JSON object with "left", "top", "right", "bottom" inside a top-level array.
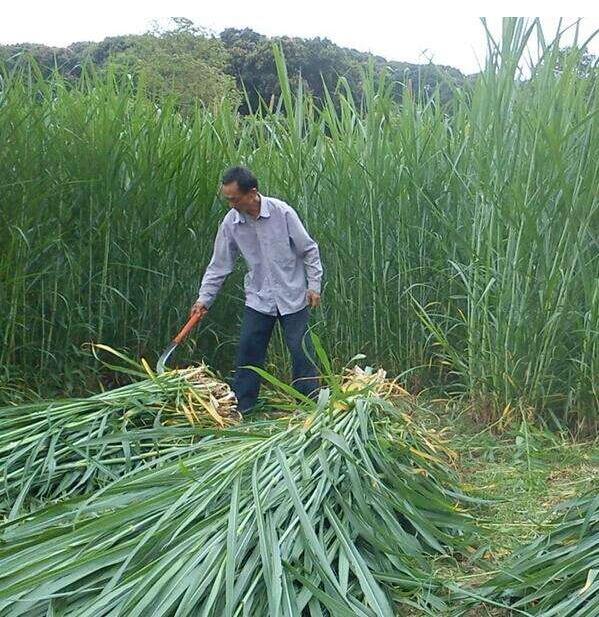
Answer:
[
  {"left": 0, "top": 19, "right": 597, "bottom": 428},
  {"left": 0, "top": 17, "right": 468, "bottom": 111},
  {"left": 0, "top": 18, "right": 597, "bottom": 616}
]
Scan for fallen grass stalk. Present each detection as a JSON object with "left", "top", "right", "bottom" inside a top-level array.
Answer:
[{"left": 455, "top": 493, "right": 599, "bottom": 616}]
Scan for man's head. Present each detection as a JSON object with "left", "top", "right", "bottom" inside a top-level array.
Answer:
[{"left": 221, "top": 166, "right": 260, "bottom": 212}]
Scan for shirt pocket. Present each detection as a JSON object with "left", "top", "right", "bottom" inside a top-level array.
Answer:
[{"left": 271, "top": 237, "right": 295, "bottom": 268}]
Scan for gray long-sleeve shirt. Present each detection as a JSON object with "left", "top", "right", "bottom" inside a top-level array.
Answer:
[{"left": 197, "top": 195, "right": 322, "bottom": 316}]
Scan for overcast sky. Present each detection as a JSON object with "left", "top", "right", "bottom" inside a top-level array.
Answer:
[{"left": 2, "top": 1, "right": 598, "bottom": 74}]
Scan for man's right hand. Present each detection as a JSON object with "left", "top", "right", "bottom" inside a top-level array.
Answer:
[{"left": 190, "top": 301, "right": 208, "bottom": 319}]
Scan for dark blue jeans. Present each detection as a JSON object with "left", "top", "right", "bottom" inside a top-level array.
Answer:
[{"left": 232, "top": 306, "right": 319, "bottom": 412}]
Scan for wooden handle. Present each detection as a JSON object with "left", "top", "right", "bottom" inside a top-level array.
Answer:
[{"left": 173, "top": 312, "right": 203, "bottom": 344}]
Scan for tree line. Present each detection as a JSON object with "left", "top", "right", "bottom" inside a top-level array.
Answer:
[{"left": 0, "top": 17, "right": 470, "bottom": 111}]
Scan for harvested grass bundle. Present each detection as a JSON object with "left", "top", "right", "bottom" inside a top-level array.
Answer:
[
  {"left": 0, "top": 368, "right": 479, "bottom": 616},
  {"left": 459, "top": 493, "right": 598, "bottom": 616},
  {"left": 0, "top": 355, "right": 239, "bottom": 518}
]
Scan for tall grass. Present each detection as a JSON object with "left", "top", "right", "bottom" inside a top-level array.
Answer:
[{"left": 0, "top": 18, "right": 597, "bottom": 425}]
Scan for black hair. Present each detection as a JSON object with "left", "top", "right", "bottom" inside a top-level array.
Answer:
[{"left": 221, "top": 166, "right": 259, "bottom": 193}]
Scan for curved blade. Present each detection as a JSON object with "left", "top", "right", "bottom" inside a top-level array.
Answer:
[
  {"left": 157, "top": 312, "right": 204, "bottom": 374},
  {"left": 156, "top": 341, "right": 177, "bottom": 375}
]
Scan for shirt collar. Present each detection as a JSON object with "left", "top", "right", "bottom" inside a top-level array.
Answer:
[{"left": 233, "top": 194, "right": 269, "bottom": 224}]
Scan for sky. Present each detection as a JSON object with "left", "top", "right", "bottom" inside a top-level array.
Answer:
[{"left": 2, "top": 1, "right": 598, "bottom": 75}]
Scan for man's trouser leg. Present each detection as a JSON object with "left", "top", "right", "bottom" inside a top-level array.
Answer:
[
  {"left": 279, "top": 306, "right": 320, "bottom": 399},
  {"left": 233, "top": 307, "right": 276, "bottom": 412}
]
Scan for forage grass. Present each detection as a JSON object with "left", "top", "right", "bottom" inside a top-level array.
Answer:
[
  {"left": 0, "top": 18, "right": 596, "bottom": 425},
  {"left": 0, "top": 366, "right": 481, "bottom": 616},
  {"left": 456, "top": 493, "right": 599, "bottom": 616},
  {"left": 0, "top": 347, "right": 239, "bottom": 518}
]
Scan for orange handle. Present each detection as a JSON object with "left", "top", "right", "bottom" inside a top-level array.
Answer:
[{"left": 173, "top": 312, "right": 204, "bottom": 344}]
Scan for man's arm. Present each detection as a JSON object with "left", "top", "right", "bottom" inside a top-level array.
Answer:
[
  {"left": 286, "top": 208, "right": 323, "bottom": 302},
  {"left": 194, "top": 222, "right": 239, "bottom": 312}
]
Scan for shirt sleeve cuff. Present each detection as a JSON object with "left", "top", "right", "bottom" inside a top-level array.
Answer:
[
  {"left": 307, "top": 280, "right": 321, "bottom": 294},
  {"left": 197, "top": 294, "right": 214, "bottom": 308}
]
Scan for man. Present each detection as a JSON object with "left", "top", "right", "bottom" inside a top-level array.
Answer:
[{"left": 190, "top": 166, "right": 323, "bottom": 413}]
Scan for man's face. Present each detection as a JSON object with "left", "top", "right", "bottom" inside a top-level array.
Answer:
[{"left": 221, "top": 182, "right": 257, "bottom": 212}]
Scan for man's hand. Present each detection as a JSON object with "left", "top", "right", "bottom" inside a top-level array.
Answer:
[
  {"left": 307, "top": 290, "right": 321, "bottom": 308},
  {"left": 190, "top": 300, "right": 208, "bottom": 319}
]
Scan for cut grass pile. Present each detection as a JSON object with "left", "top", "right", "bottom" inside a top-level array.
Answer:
[{"left": 0, "top": 361, "right": 481, "bottom": 616}]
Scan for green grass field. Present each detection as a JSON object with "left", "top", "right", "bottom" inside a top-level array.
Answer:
[
  {"left": 1, "top": 18, "right": 597, "bottom": 428},
  {"left": 0, "top": 17, "right": 597, "bottom": 616}
]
